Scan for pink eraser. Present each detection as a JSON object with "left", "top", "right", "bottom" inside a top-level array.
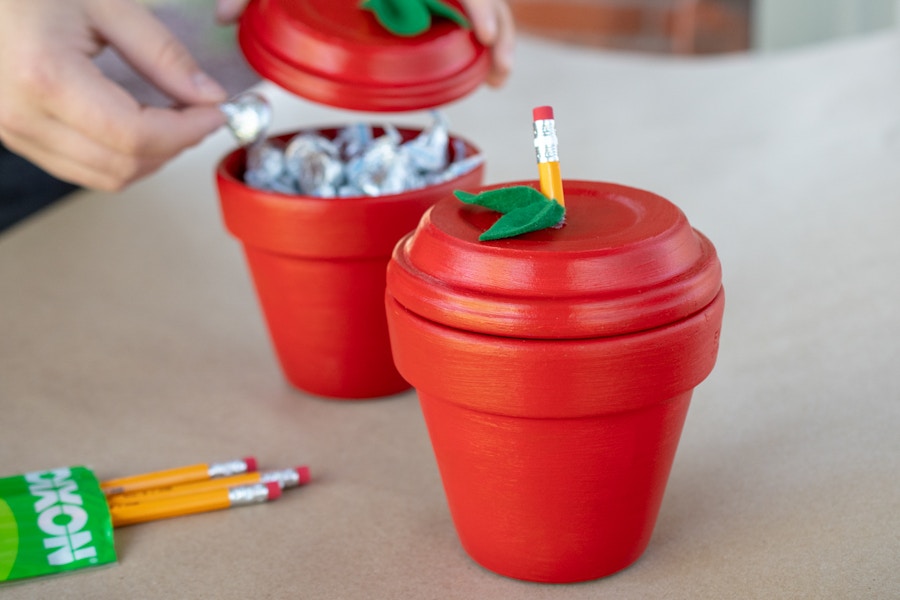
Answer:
[
  {"left": 532, "top": 105, "right": 554, "bottom": 121},
  {"left": 296, "top": 466, "right": 311, "bottom": 485},
  {"left": 243, "top": 456, "right": 258, "bottom": 472},
  {"left": 265, "top": 481, "right": 282, "bottom": 500}
]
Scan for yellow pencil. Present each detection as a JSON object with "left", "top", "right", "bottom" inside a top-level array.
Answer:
[
  {"left": 100, "top": 457, "right": 258, "bottom": 496},
  {"left": 106, "top": 466, "right": 310, "bottom": 507},
  {"left": 110, "top": 482, "right": 281, "bottom": 527},
  {"left": 533, "top": 105, "right": 565, "bottom": 208}
]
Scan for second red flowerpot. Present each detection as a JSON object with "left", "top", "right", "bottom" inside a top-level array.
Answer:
[{"left": 216, "top": 126, "right": 484, "bottom": 399}]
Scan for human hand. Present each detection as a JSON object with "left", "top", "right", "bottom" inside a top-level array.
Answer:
[
  {"left": 460, "top": 0, "right": 515, "bottom": 87},
  {"left": 214, "top": 0, "right": 515, "bottom": 88},
  {"left": 0, "top": 0, "right": 229, "bottom": 191},
  {"left": 215, "top": 0, "right": 250, "bottom": 24}
]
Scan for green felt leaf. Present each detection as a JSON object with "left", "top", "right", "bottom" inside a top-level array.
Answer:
[
  {"left": 479, "top": 200, "right": 565, "bottom": 241},
  {"left": 421, "top": 0, "right": 470, "bottom": 28},
  {"left": 454, "top": 186, "right": 566, "bottom": 241},
  {"left": 455, "top": 186, "right": 547, "bottom": 212},
  {"left": 360, "top": 0, "right": 429, "bottom": 36},
  {"left": 360, "top": 0, "right": 470, "bottom": 37}
]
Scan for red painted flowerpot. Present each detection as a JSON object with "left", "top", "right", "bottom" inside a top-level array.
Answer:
[
  {"left": 238, "top": 0, "right": 489, "bottom": 112},
  {"left": 385, "top": 181, "right": 724, "bottom": 581},
  {"left": 216, "top": 127, "right": 484, "bottom": 399}
]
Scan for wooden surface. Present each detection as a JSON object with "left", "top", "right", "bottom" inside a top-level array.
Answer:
[{"left": 2, "top": 30, "right": 899, "bottom": 598}]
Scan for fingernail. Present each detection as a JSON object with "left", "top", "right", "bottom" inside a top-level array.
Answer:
[{"left": 192, "top": 71, "right": 228, "bottom": 102}]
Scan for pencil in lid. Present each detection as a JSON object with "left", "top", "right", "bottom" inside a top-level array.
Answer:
[
  {"left": 101, "top": 456, "right": 258, "bottom": 496},
  {"left": 532, "top": 105, "right": 565, "bottom": 208},
  {"left": 109, "top": 481, "right": 281, "bottom": 528}
]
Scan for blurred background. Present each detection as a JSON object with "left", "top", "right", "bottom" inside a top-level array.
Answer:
[
  {"left": 507, "top": 0, "right": 897, "bottom": 54},
  {"left": 4, "top": 0, "right": 898, "bottom": 232}
]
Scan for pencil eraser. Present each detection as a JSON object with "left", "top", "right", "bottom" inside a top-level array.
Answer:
[
  {"left": 533, "top": 106, "right": 554, "bottom": 121},
  {"left": 296, "top": 466, "right": 311, "bottom": 485},
  {"left": 265, "top": 481, "right": 282, "bottom": 500},
  {"left": 243, "top": 456, "right": 258, "bottom": 472}
]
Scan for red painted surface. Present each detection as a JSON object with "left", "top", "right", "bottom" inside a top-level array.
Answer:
[
  {"left": 390, "top": 181, "right": 722, "bottom": 338},
  {"left": 215, "top": 128, "right": 484, "bottom": 399},
  {"left": 238, "top": 0, "right": 490, "bottom": 111},
  {"left": 385, "top": 181, "right": 724, "bottom": 581}
]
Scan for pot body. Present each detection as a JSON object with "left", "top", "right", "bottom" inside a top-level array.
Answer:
[
  {"left": 216, "top": 127, "right": 484, "bottom": 398},
  {"left": 386, "top": 291, "right": 723, "bottom": 582},
  {"left": 385, "top": 181, "right": 724, "bottom": 579}
]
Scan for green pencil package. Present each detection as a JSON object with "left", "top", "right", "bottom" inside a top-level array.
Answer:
[{"left": 0, "top": 466, "right": 117, "bottom": 582}]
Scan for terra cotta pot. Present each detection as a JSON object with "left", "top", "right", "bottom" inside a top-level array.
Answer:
[
  {"left": 386, "top": 180, "right": 724, "bottom": 581},
  {"left": 216, "top": 126, "right": 484, "bottom": 399}
]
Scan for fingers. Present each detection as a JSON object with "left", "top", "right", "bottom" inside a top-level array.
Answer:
[
  {"left": 0, "top": 0, "right": 230, "bottom": 190},
  {"left": 1, "top": 121, "right": 167, "bottom": 191},
  {"left": 216, "top": 0, "right": 251, "bottom": 24},
  {"left": 1, "top": 94, "right": 223, "bottom": 191},
  {"left": 49, "top": 54, "right": 226, "bottom": 156},
  {"left": 462, "top": 0, "right": 515, "bottom": 87},
  {"left": 87, "top": 0, "right": 227, "bottom": 106},
  {"left": 7, "top": 44, "right": 225, "bottom": 189}
]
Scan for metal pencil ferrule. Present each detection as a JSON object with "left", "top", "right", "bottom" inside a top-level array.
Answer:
[
  {"left": 533, "top": 120, "right": 559, "bottom": 163},
  {"left": 227, "top": 483, "right": 272, "bottom": 506},
  {"left": 208, "top": 459, "right": 252, "bottom": 478},
  {"left": 534, "top": 143, "right": 559, "bottom": 163},
  {"left": 261, "top": 469, "right": 301, "bottom": 488},
  {"left": 533, "top": 119, "right": 555, "bottom": 138}
]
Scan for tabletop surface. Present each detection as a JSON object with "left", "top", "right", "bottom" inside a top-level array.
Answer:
[{"left": 2, "top": 29, "right": 899, "bottom": 599}]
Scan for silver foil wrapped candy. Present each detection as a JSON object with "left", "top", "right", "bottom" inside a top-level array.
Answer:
[
  {"left": 223, "top": 103, "right": 482, "bottom": 198},
  {"left": 220, "top": 92, "right": 272, "bottom": 147},
  {"left": 284, "top": 134, "right": 344, "bottom": 197}
]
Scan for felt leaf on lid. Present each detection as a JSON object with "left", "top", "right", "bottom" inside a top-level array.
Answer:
[
  {"left": 422, "top": 0, "right": 470, "bottom": 27},
  {"left": 455, "top": 186, "right": 566, "bottom": 241},
  {"left": 360, "top": 0, "right": 470, "bottom": 37}
]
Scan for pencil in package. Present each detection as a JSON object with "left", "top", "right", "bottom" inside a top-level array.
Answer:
[{"left": 0, "top": 466, "right": 117, "bottom": 583}]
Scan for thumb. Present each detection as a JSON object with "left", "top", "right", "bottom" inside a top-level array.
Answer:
[
  {"left": 88, "top": 0, "right": 227, "bottom": 105},
  {"left": 461, "top": 0, "right": 498, "bottom": 46}
]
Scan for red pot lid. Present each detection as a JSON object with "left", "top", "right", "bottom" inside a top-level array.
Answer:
[
  {"left": 238, "top": 0, "right": 490, "bottom": 112},
  {"left": 387, "top": 180, "right": 723, "bottom": 338}
]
